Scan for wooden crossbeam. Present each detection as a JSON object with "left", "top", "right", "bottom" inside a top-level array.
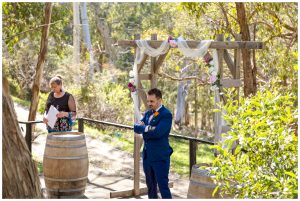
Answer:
[{"left": 117, "top": 40, "right": 264, "bottom": 49}]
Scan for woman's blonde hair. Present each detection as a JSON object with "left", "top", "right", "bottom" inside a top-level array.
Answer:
[{"left": 49, "top": 75, "right": 63, "bottom": 87}]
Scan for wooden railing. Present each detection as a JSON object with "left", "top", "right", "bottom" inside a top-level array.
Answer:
[{"left": 19, "top": 117, "right": 214, "bottom": 176}]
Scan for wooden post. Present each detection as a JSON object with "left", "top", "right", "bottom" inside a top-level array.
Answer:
[
  {"left": 150, "top": 34, "right": 157, "bottom": 88},
  {"left": 189, "top": 140, "right": 197, "bottom": 177},
  {"left": 194, "top": 77, "right": 198, "bottom": 135},
  {"left": 214, "top": 34, "right": 224, "bottom": 155},
  {"left": 78, "top": 118, "right": 84, "bottom": 133},
  {"left": 133, "top": 33, "right": 143, "bottom": 196},
  {"left": 234, "top": 34, "right": 242, "bottom": 102},
  {"left": 25, "top": 123, "right": 32, "bottom": 154},
  {"left": 217, "top": 34, "right": 224, "bottom": 78}
]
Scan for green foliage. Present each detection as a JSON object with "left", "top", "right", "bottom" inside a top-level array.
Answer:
[
  {"left": 32, "top": 155, "right": 43, "bottom": 174},
  {"left": 67, "top": 69, "right": 133, "bottom": 125},
  {"left": 208, "top": 88, "right": 298, "bottom": 198},
  {"left": 38, "top": 92, "right": 49, "bottom": 114},
  {"left": 3, "top": 2, "right": 72, "bottom": 54},
  {"left": 12, "top": 96, "right": 31, "bottom": 108}
]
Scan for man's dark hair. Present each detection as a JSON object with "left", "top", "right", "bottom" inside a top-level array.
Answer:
[{"left": 148, "top": 88, "right": 162, "bottom": 99}]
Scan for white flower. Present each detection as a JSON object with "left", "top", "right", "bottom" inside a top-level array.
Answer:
[
  {"left": 209, "top": 67, "right": 215, "bottom": 73},
  {"left": 209, "top": 60, "right": 214, "bottom": 66},
  {"left": 129, "top": 78, "right": 134, "bottom": 83},
  {"left": 129, "top": 70, "right": 134, "bottom": 78}
]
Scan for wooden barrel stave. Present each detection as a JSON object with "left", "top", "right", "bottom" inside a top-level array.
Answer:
[{"left": 187, "top": 163, "right": 220, "bottom": 198}]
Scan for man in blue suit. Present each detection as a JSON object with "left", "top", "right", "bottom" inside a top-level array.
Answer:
[{"left": 134, "top": 88, "right": 173, "bottom": 199}]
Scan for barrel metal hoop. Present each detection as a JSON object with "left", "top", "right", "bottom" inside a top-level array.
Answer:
[
  {"left": 46, "top": 143, "right": 86, "bottom": 148},
  {"left": 44, "top": 154, "right": 88, "bottom": 160},
  {"left": 190, "top": 180, "right": 217, "bottom": 189},
  {"left": 44, "top": 176, "right": 88, "bottom": 182},
  {"left": 192, "top": 168, "right": 213, "bottom": 177},
  {"left": 46, "top": 186, "right": 86, "bottom": 192},
  {"left": 47, "top": 134, "right": 85, "bottom": 141}
]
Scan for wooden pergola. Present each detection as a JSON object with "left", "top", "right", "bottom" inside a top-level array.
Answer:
[{"left": 110, "top": 33, "right": 263, "bottom": 198}]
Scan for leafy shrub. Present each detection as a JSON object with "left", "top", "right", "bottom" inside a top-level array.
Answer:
[
  {"left": 209, "top": 88, "right": 298, "bottom": 199},
  {"left": 38, "top": 92, "right": 49, "bottom": 114},
  {"left": 67, "top": 72, "right": 133, "bottom": 125}
]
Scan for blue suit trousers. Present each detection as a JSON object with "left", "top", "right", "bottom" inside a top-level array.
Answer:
[{"left": 143, "top": 158, "right": 172, "bottom": 199}]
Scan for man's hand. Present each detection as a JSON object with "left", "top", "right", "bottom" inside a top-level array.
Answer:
[
  {"left": 138, "top": 121, "right": 145, "bottom": 125},
  {"left": 147, "top": 126, "right": 156, "bottom": 131}
]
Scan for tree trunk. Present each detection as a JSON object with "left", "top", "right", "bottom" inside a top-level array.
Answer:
[
  {"left": 3, "top": 76, "right": 43, "bottom": 198},
  {"left": 80, "top": 2, "right": 100, "bottom": 78},
  {"left": 96, "top": 18, "right": 117, "bottom": 66},
  {"left": 73, "top": 2, "right": 81, "bottom": 82},
  {"left": 236, "top": 2, "right": 257, "bottom": 97},
  {"left": 28, "top": 3, "right": 52, "bottom": 122}
]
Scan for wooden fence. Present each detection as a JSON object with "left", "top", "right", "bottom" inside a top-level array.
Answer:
[{"left": 19, "top": 117, "right": 214, "bottom": 176}]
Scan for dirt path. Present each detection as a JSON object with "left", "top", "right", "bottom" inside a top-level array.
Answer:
[{"left": 14, "top": 102, "right": 190, "bottom": 199}]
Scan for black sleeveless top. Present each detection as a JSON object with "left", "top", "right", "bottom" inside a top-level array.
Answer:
[{"left": 45, "top": 91, "right": 71, "bottom": 113}]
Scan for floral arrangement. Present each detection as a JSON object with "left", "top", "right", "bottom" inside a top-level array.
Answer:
[
  {"left": 203, "top": 53, "right": 221, "bottom": 91},
  {"left": 128, "top": 70, "right": 137, "bottom": 92},
  {"left": 128, "top": 82, "right": 136, "bottom": 92},
  {"left": 167, "top": 35, "right": 178, "bottom": 47}
]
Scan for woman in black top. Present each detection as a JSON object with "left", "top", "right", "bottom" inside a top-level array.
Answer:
[{"left": 43, "top": 75, "right": 76, "bottom": 132}]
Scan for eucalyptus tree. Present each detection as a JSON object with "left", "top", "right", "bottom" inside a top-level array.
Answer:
[
  {"left": 3, "top": 75, "right": 43, "bottom": 198},
  {"left": 80, "top": 2, "right": 99, "bottom": 78},
  {"left": 3, "top": 2, "right": 73, "bottom": 98},
  {"left": 180, "top": 2, "right": 297, "bottom": 96}
]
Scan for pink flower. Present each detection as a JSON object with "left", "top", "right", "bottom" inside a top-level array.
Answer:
[
  {"left": 169, "top": 40, "right": 177, "bottom": 47},
  {"left": 209, "top": 75, "right": 217, "bottom": 83},
  {"left": 203, "top": 53, "right": 213, "bottom": 64},
  {"left": 127, "top": 82, "right": 136, "bottom": 92},
  {"left": 167, "top": 36, "right": 173, "bottom": 43}
]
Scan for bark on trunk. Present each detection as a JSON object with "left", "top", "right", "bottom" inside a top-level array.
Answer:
[
  {"left": 28, "top": 3, "right": 52, "bottom": 122},
  {"left": 80, "top": 2, "right": 100, "bottom": 78},
  {"left": 96, "top": 18, "right": 117, "bottom": 67},
  {"left": 236, "top": 2, "right": 257, "bottom": 97},
  {"left": 2, "top": 76, "right": 43, "bottom": 198},
  {"left": 73, "top": 2, "right": 81, "bottom": 82}
]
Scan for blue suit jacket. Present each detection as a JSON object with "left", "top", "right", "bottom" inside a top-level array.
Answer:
[{"left": 134, "top": 105, "right": 173, "bottom": 162}]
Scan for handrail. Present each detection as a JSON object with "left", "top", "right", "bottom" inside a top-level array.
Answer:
[
  {"left": 80, "top": 117, "right": 214, "bottom": 145},
  {"left": 18, "top": 117, "right": 214, "bottom": 176}
]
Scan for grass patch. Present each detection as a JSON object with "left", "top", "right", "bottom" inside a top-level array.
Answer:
[
  {"left": 12, "top": 96, "right": 31, "bottom": 107},
  {"left": 81, "top": 122, "right": 214, "bottom": 177},
  {"left": 32, "top": 155, "right": 43, "bottom": 174}
]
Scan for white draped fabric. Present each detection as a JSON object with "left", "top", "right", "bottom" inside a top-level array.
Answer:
[
  {"left": 136, "top": 40, "right": 169, "bottom": 57},
  {"left": 177, "top": 40, "right": 212, "bottom": 59},
  {"left": 131, "top": 47, "right": 144, "bottom": 122},
  {"left": 130, "top": 39, "right": 219, "bottom": 124}
]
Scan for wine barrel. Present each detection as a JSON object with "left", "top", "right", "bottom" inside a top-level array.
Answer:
[
  {"left": 43, "top": 132, "right": 89, "bottom": 198},
  {"left": 187, "top": 163, "right": 219, "bottom": 198}
]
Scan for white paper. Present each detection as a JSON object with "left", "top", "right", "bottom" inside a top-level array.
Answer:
[{"left": 46, "top": 105, "right": 59, "bottom": 129}]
